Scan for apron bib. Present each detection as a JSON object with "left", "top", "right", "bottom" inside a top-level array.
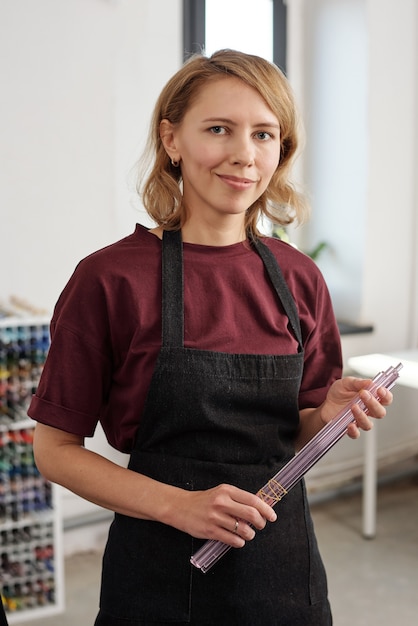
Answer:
[{"left": 95, "top": 231, "right": 332, "bottom": 625}]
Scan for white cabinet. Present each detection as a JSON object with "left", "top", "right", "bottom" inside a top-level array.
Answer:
[{"left": 0, "top": 317, "right": 64, "bottom": 623}]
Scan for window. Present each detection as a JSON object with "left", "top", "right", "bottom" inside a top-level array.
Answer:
[
  {"left": 183, "top": 0, "right": 287, "bottom": 71},
  {"left": 300, "top": 0, "right": 368, "bottom": 322}
]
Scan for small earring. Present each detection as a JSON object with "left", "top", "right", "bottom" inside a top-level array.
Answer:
[{"left": 171, "top": 158, "right": 180, "bottom": 167}]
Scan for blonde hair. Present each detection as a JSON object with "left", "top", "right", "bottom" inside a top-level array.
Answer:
[{"left": 139, "top": 49, "right": 309, "bottom": 235}]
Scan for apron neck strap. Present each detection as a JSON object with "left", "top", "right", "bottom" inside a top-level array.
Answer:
[
  {"left": 162, "top": 229, "right": 184, "bottom": 347},
  {"left": 250, "top": 236, "right": 303, "bottom": 350}
]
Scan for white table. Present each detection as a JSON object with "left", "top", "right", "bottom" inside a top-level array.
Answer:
[{"left": 347, "top": 351, "right": 418, "bottom": 538}]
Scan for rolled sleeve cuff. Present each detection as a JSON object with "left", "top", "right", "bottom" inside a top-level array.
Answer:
[{"left": 28, "top": 394, "right": 97, "bottom": 438}]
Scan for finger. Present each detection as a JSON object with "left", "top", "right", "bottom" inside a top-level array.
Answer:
[
  {"left": 351, "top": 402, "right": 374, "bottom": 430},
  {"left": 359, "top": 389, "right": 387, "bottom": 418},
  {"left": 350, "top": 379, "right": 393, "bottom": 407},
  {"left": 230, "top": 518, "right": 255, "bottom": 541},
  {"left": 229, "top": 488, "right": 277, "bottom": 524},
  {"left": 343, "top": 376, "right": 373, "bottom": 393},
  {"left": 235, "top": 496, "right": 277, "bottom": 530},
  {"left": 346, "top": 421, "right": 362, "bottom": 439},
  {"left": 215, "top": 515, "right": 252, "bottom": 547},
  {"left": 376, "top": 386, "right": 393, "bottom": 406}
]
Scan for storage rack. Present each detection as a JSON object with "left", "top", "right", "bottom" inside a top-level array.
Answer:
[{"left": 0, "top": 316, "right": 64, "bottom": 623}]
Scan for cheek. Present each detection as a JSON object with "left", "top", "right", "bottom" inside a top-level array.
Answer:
[
  {"left": 263, "top": 152, "right": 281, "bottom": 179},
  {"left": 185, "top": 145, "right": 223, "bottom": 171},
  {"left": 257, "top": 142, "right": 281, "bottom": 170},
  {"left": 271, "top": 144, "right": 282, "bottom": 166}
]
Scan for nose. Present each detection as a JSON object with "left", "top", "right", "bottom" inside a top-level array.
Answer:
[{"left": 229, "top": 134, "right": 255, "bottom": 166}]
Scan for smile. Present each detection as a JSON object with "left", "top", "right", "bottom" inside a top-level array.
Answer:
[{"left": 217, "top": 174, "right": 257, "bottom": 190}]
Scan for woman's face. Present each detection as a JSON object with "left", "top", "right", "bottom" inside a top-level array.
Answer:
[{"left": 162, "top": 76, "right": 281, "bottom": 227}]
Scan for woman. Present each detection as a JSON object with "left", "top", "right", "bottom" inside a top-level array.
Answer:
[{"left": 29, "top": 50, "right": 391, "bottom": 625}]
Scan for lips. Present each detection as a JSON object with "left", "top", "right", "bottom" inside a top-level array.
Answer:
[{"left": 217, "top": 174, "right": 256, "bottom": 190}]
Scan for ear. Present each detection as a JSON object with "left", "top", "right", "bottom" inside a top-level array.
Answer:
[{"left": 160, "top": 119, "right": 180, "bottom": 163}]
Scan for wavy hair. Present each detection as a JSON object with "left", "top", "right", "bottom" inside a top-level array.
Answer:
[{"left": 138, "top": 49, "right": 309, "bottom": 235}]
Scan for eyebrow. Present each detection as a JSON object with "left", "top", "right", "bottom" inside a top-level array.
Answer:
[{"left": 201, "top": 117, "right": 280, "bottom": 129}]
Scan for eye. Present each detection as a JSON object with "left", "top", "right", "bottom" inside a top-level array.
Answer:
[
  {"left": 210, "top": 126, "right": 227, "bottom": 135},
  {"left": 255, "top": 131, "right": 273, "bottom": 141}
]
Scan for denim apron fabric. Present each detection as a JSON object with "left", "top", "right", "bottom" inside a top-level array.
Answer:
[{"left": 95, "top": 230, "right": 332, "bottom": 625}]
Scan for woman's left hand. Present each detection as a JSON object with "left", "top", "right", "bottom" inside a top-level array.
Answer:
[{"left": 321, "top": 377, "right": 393, "bottom": 439}]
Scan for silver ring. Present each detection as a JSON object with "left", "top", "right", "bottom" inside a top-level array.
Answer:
[{"left": 233, "top": 519, "right": 239, "bottom": 534}]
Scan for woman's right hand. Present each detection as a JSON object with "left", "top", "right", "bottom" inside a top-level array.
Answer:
[{"left": 169, "top": 483, "right": 277, "bottom": 548}]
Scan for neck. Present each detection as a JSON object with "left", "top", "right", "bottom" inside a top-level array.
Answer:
[{"left": 181, "top": 217, "right": 247, "bottom": 247}]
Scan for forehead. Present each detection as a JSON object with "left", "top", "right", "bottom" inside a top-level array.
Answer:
[{"left": 186, "top": 76, "right": 278, "bottom": 122}]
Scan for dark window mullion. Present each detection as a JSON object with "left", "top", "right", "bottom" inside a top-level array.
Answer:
[
  {"left": 183, "top": 0, "right": 206, "bottom": 60},
  {"left": 273, "top": 0, "right": 287, "bottom": 73}
]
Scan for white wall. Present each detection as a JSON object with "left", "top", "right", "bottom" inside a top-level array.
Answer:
[
  {"left": 302, "top": 0, "right": 368, "bottom": 323},
  {"left": 1, "top": 0, "right": 182, "bottom": 313},
  {"left": 360, "top": 0, "right": 417, "bottom": 356}
]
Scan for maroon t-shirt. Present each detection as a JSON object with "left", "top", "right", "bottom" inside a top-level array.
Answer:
[{"left": 28, "top": 225, "right": 342, "bottom": 453}]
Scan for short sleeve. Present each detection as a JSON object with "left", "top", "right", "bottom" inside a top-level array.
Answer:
[
  {"left": 28, "top": 258, "right": 113, "bottom": 438},
  {"left": 297, "top": 268, "right": 342, "bottom": 408},
  {"left": 29, "top": 323, "right": 112, "bottom": 436}
]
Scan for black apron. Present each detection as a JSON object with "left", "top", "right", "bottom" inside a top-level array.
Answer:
[{"left": 95, "top": 231, "right": 332, "bottom": 625}]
